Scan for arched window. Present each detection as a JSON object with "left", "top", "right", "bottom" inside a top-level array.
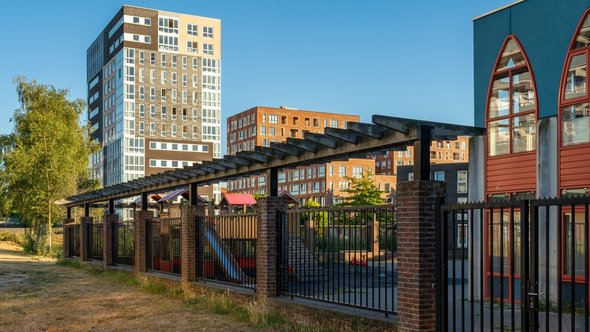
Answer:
[
  {"left": 487, "top": 37, "right": 537, "bottom": 156},
  {"left": 560, "top": 12, "right": 590, "bottom": 146}
]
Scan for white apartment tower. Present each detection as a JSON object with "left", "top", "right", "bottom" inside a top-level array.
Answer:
[{"left": 86, "top": 5, "right": 222, "bottom": 205}]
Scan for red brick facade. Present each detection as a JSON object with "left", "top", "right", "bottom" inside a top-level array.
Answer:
[
  {"left": 396, "top": 180, "right": 444, "bottom": 331},
  {"left": 255, "top": 196, "right": 288, "bottom": 301},
  {"left": 180, "top": 205, "right": 198, "bottom": 283},
  {"left": 103, "top": 214, "right": 118, "bottom": 268},
  {"left": 134, "top": 210, "right": 154, "bottom": 274},
  {"left": 80, "top": 217, "right": 93, "bottom": 261}
]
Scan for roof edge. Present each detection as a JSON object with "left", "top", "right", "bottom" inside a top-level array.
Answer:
[{"left": 473, "top": 0, "right": 526, "bottom": 21}]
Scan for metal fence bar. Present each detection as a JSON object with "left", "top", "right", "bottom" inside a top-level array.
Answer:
[
  {"left": 441, "top": 196, "right": 590, "bottom": 331},
  {"left": 199, "top": 213, "right": 257, "bottom": 290},
  {"left": 148, "top": 218, "right": 181, "bottom": 275},
  {"left": 90, "top": 223, "right": 103, "bottom": 260},
  {"left": 282, "top": 205, "right": 396, "bottom": 316},
  {"left": 113, "top": 222, "right": 134, "bottom": 266}
]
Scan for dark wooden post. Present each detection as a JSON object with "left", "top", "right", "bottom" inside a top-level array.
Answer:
[{"left": 413, "top": 125, "right": 432, "bottom": 181}]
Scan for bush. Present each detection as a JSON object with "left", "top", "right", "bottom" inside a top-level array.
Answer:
[{"left": 0, "top": 232, "right": 24, "bottom": 246}]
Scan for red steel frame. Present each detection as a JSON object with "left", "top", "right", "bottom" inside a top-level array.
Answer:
[
  {"left": 559, "top": 207, "right": 589, "bottom": 296},
  {"left": 484, "top": 35, "right": 538, "bottom": 302},
  {"left": 558, "top": 9, "right": 590, "bottom": 194},
  {"left": 483, "top": 210, "right": 522, "bottom": 303},
  {"left": 557, "top": 10, "right": 590, "bottom": 292}
]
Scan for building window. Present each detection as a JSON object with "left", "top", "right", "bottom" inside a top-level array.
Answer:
[
  {"left": 269, "top": 114, "right": 278, "bottom": 124},
  {"left": 203, "top": 26, "right": 213, "bottom": 38},
  {"left": 187, "top": 41, "right": 198, "bottom": 53},
  {"left": 203, "top": 43, "right": 213, "bottom": 55},
  {"left": 318, "top": 165, "right": 325, "bottom": 177},
  {"left": 158, "top": 17, "right": 178, "bottom": 34},
  {"left": 457, "top": 171, "right": 468, "bottom": 194},
  {"left": 487, "top": 37, "right": 537, "bottom": 156},
  {"left": 338, "top": 166, "right": 347, "bottom": 176},
  {"left": 187, "top": 24, "right": 198, "bottom": 36},
  {"left": 561, "top": 13, "right": 590, "bottom": 147},
  {"left": 434, "top": 171, "right": 445, "bottom": 181},
  {"left": 352, "top": 166, "right": 363, "bottom": 178}
]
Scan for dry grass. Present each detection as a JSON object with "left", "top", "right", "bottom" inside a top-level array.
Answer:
[
  {"left": 0, "top": 242, "right": 252, "bottom": 331},
  {"left": 0, "top": 242, "right": 390, "bottom": 331}
]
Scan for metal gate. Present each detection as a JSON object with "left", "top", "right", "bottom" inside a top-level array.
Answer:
[
  {"left": 280, "top": 205, "right": 397, "bottom": 316},
  {"left": 438, "top": 197, "right": 590, "bottom": 331}
]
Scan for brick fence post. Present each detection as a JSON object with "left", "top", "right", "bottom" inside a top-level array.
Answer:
[
  {"left": 80, "top": 217, "right": 93, "bottom": 261},
  {"left": 62, "top": 219, "right": 74, "bottom": 259},
  {"left": 256, "top": 196, "right": 288, "bottom": 302},
  {"left": 397, "top": 180, "right": 444, "bottom": 332},
  {"left": 180, "top": 205, "right": 200, "bottom": 283},
  {"left": 103, "top": 214, "right": 118, "bottom": 269},
  {"left": 135, "top": 210, "right": 154, "bottom": 274}
]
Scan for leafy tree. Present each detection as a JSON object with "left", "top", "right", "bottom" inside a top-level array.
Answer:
[
  {"left": 0, "top": 78, "right": 98, "bottom": 252},
  {"left": 338, "top": 171, "right": 385, "bottom": 206}
]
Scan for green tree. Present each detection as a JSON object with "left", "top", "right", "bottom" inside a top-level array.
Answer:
[
  {"left": 0, "top": 78, "right": 98, "bottom": 253},
  {"left": 338, "top": 171, "right": 384, "bottom": 206}
]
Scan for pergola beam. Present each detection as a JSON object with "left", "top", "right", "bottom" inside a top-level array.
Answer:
[{"left": 64, "top": 115, "right": 483, "bottom": 207}]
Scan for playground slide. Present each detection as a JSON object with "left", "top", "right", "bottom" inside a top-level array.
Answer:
[{"left": 204, "top": 224, "right": 253, "bottom": 285}]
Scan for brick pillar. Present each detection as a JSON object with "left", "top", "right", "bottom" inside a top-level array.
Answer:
[
  {"left": 63, "top": 219, "right": 74, "bottom": 258},
  {"left": 135, "top": 210, "right": 154, "bottom": 274},
  {"left": 195, "top": 205, "right": 207, "bottom": 279},
  {"left": 80, "top": 217, "right": 93, "bottom": 261},
  {"left": 103, "top": 214, "right": 118, "bottom": 269},
  {"left": 256, "top": 196, "right": 288, "bottom": 302},
  {"left": 396, "top": 180, "right": 444, "bottom": 332},
  {"left": 180, "top": 205, "right": 201, "bottom": 283}
]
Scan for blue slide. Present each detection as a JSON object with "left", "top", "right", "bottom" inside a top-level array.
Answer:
[{"left": 204, "top": 224, "right": 253, "bottom": 285}]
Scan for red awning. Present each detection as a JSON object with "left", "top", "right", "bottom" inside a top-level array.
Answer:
[{"left": 221, "top": 193, "right": 257, "bottom": 206}]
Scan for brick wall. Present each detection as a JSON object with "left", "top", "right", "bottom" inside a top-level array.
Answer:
[
  {"left": 180, "top": 205, "right": 201, "bottom": 283},
  {"left": 256, "top": 196, "right": 288, "bottom": 302},
  {"left": 103, "top": 214, "right": 118, "bottom": 268},
  {"left": 135, "top": 210, "right": 154, "bottom": 274},
  {"left": 80, "top": 217, "right": 93, "bottom": 261},
  {"left": 63, "top": 219, "right": 75, "bottom": 258},
  {"left": 396, "top": 180, "right": 444, "bottom": 332}
]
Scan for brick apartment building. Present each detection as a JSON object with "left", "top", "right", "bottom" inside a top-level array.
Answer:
[
  {"left": 374, "top": 136, "right": 470, "bottom": 176},
  {"left": 226, "top": 106, "right": 396, "bottom": 205}
]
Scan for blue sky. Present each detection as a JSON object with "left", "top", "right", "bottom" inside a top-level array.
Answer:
[{"left": 0, "top": 0, "right": 512, "bottom": 153}]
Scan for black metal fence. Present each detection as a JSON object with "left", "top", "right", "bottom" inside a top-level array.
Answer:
[
  {"left": 198, "top": 213, "right": 257, "bottom": 289},
  {"left": 89, "top": 222, "right": 103, "bottom": 260},
  {"left": 66, "top": 223, "right": 80, "bottom": 257},
  {"left": 439, "top": 196, "right": 590, "bottom": 332},
  {"left": 281, "top": 205, "right": 396, "bottom": 316},
  {"left": 148, "top": 218, "right": 181, "bottom": 274},
  {"left": 113, "top": 221, "right": 134, "bottom": 266}
]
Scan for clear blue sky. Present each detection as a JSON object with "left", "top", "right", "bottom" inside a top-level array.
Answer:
[{"left": 0, "top": 0, "right": 512, "bottom": 153}]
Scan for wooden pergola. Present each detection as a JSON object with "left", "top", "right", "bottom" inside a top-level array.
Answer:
[{"left": 63, "top": 115, "right": 484, "bottom": 215}]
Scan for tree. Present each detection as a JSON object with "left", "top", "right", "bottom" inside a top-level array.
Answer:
[
  {"left": 0, "top": 78, "right": 98, "bottom": 252},
  {"left": 338, "top": 171, "right": 384, "bottom": 206}
]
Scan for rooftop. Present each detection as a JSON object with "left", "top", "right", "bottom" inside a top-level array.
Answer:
[{"left": 472, "top": 0, "right": 526, "bottom": 21}]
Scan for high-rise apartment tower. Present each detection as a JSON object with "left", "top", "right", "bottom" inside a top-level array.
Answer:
[{"left": 86, "top": 5, "right": 222, "bottom": 203}]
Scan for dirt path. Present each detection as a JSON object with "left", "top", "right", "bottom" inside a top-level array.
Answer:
[{"left": 0, "top": 242, "right": 252, "bottom": 331}]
